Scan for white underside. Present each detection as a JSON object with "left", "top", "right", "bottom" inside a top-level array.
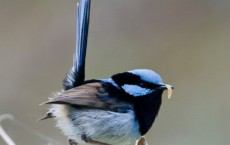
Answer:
[{"left": 51, "top": 105, "right": 141, "bottom": 145}]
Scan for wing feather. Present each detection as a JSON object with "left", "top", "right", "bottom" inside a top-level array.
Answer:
[{"left": 45, "top": 82, "right": 132, "bottom": 112}]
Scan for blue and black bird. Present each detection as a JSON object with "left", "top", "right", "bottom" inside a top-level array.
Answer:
[{"left": 41, "top": 0, "right": 173, "bottom": 145}]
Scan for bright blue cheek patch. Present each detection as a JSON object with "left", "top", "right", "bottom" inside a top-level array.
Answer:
[{"left": 122, "top": 84, "right": 153, "bottom": 97}]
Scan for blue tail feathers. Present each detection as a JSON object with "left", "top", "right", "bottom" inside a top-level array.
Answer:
[{"left": 63, "top": 0, "right": 91, "bottom": 90}]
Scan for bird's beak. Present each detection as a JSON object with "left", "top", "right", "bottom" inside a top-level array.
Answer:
[{"left": 161, "top": 84, "right": 174, "bottom": 99}]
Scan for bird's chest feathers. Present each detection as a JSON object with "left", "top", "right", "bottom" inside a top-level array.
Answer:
[{"left": 52, "top": 105, "right": 141, "bottom": 145}]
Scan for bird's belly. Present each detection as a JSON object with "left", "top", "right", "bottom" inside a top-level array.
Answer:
[{"left": 51, "top": 104, "right": 141, "bottom": 145}]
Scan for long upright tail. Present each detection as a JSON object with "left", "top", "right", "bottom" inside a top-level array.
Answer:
[{"left": 63, "top": 0, "right": 91, "bottom": 90}]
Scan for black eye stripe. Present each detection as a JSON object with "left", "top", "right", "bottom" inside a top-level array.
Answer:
[{"left": 112, "top": 72, "right": 140, "bottom": 86}]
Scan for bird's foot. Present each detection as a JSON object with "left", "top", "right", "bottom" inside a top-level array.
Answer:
[{"left": 68, "top": 139, "right": 78, "bottom": 145}]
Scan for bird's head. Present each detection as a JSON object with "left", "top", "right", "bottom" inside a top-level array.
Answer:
[{"left": 111, "top": 69, "right": 173, "bottom": 98}]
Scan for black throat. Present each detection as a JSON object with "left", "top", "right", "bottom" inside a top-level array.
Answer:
[{"left": 134, "top": 90, "right": 163, "bottom": 135}]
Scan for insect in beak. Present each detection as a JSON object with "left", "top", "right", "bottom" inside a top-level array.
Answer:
[{"left": 164, "top": 84, "right": 174, "bottom": 99}]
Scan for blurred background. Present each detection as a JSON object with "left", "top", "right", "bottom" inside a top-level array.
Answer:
[{"left": 0, "top": 0, "right": 230, "bottom": 145}]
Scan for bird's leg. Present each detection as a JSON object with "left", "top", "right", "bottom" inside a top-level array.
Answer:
[
  {"left": 81, "top": 134, "right": 112, "bottom": 145},
  {"left": 68, "top": 139, "right": 78, "bottom": 145}
]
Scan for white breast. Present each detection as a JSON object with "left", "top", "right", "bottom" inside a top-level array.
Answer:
[{"left": 51, "top": 104, "right": 141, "bottom": 145}]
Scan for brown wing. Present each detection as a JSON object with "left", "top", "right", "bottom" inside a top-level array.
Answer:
[{"left": 44, "top": 82, "right": 132, "bottom": 112}]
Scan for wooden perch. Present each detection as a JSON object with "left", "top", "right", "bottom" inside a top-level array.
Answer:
[{"left": 135, "top": 136, "right": 148, "bottom": 145}]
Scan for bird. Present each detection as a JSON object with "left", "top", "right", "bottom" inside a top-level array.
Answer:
[
  {"left": 40, "top": 0, "right": 173, "bottom": 145},
  {"left": 42, "top": 69, "right": 173, "bottom": 145}
]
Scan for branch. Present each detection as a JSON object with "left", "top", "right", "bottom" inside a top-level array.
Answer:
[
  {"left": 135, "top": 136, "right": 149, "bottom": 145},
  {"left": 0, "top": 114, "right": 16, "bottom": 145}
]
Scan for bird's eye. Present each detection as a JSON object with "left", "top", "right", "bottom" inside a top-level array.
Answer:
[
  {"left": 139, "top": 82, "right": 159, "bottom": 89},
  {"left": 139, "top": 82, "right": 146, "bottom": 87}
]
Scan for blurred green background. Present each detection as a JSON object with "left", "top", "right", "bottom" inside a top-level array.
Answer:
[{"left": 0, "top": 0, "right": 230, "bottom": 145}]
